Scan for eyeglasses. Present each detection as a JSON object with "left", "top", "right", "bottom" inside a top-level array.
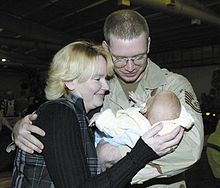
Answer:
[{"left": 110, "top": 51, "right": 147, "bottom": 68}]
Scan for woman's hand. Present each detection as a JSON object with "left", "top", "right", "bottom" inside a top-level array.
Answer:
[
  {"left": 142, "top": 123, "right": 184, "bottom": 156},
  {"left": 13, "top": 113, "right": 45, "bottom": 154}
]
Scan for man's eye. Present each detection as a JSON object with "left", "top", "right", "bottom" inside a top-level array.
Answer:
[
  {"left": 117, "top": 57, "right": 126, "bottom": 61},
  {"left": 135, "top": 55, "right": 144, "bottom": 60},
  {"left": 94, "top": 78, "right": 100, "bottom": 81}
]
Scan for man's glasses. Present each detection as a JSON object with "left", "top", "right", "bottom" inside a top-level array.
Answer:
[{"left": 110, "top": 51, "right": 147, "bottom": 68}]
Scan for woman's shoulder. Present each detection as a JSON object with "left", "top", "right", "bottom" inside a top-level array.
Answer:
[
  {"left": 34, "top": 99, "right": 79, "bottom": 130},
  {"left": 38, "top": 98, "right": 74, "bottom": 111},
  {"left": 35, "top": 98, "right": 78, "bottom": 119}
]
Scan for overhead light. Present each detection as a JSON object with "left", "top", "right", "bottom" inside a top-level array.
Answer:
[
  {"left": 1, "top": 58, "right": 6, "bottom": 62},
  {"left": 205, "top": 112, "right": 210, "bottom": 116},
  {"left": 118, "top": 0, "right": 130, "bottom": 6}
]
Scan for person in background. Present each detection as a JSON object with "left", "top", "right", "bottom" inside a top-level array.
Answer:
[
  {"left": 5, "top": 90, "right": 15, "bottom": 117},
  {"left": 12, "top": 9, "right": 203, "bottom": 187},
  {"left": 11, "top": 41, "right": 183, "bottom": 188},
  {"left": 0, "top": 116, "right": 12, "bottom": 133},
  {"left": 15, "top": 89, "right": 29, "bottom": 117},
  {"left": 206, "top": 119, "right": 220, "bottom": 188}
]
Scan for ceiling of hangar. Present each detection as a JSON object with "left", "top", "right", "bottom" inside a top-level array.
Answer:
[{"left": 0, "top": 0, "right": 219, "bottom": 70}]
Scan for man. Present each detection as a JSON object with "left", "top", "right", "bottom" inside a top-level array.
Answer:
[{"left": 13, "top": 9, "right": 204, "bottom": 187}]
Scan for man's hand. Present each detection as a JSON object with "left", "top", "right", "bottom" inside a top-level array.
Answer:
[
  {"left": 13, "top": 113, "right": 45, "bottom": 154},
  {"left": 142, "top": 123, "right": 184, "bottom": 156},
  {"left": 96, "top": 140, "right": 122, "bottom": 171}
]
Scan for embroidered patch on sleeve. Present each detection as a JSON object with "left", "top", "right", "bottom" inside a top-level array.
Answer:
[{"left": 185, "top": 90, "right": 201, "bottom": 113}]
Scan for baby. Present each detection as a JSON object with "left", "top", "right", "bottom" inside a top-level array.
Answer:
[{"left": 93, "top": 91, "right": 194, "bottom": 148}]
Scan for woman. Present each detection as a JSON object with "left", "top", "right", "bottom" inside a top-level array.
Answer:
[{"left": 11, "top": 41, "right": 183, "bottom": 188}]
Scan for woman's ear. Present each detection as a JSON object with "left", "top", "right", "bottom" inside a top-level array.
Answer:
[{"left": 64, "top": 80, "right": 76, "bottom": 90}]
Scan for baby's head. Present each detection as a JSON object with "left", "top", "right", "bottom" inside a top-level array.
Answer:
[{"left": 142, "top": 91, "right": 181, "bottom": 125}]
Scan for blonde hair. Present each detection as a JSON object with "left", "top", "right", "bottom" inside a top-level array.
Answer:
[
  {"left": 45, "top": 41, "right": 113, "bottom": 100},
  {"left": 104, "top": 9, "right": 149, "bottom": 44}
]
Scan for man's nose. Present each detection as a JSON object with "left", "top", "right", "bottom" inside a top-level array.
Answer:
[{"left": 125, "top": 59, "right": 135, "bottom": 71}]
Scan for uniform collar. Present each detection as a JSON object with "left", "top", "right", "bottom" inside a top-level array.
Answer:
[
  {"left": 106, "top": 59, "right": 167, "bottom": 110},
  {"left": 139, "top": 58, "right": 166, "bottom": 89}
]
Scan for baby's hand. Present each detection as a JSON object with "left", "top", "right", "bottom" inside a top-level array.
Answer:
[
  {"left": 129, "top": 91, "right": 144, "bottom": 105},
  {"left": 89, "top": 112, "right": 101, "bottom": 127}
]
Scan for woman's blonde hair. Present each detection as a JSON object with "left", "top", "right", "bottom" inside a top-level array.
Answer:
[{"left": 45, "top": 41, "right": 113, "bottom": 100}]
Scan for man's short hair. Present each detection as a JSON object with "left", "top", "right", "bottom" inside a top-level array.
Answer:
[{"left": 104, "top": 9, "right": 149, "bottom": 44}]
